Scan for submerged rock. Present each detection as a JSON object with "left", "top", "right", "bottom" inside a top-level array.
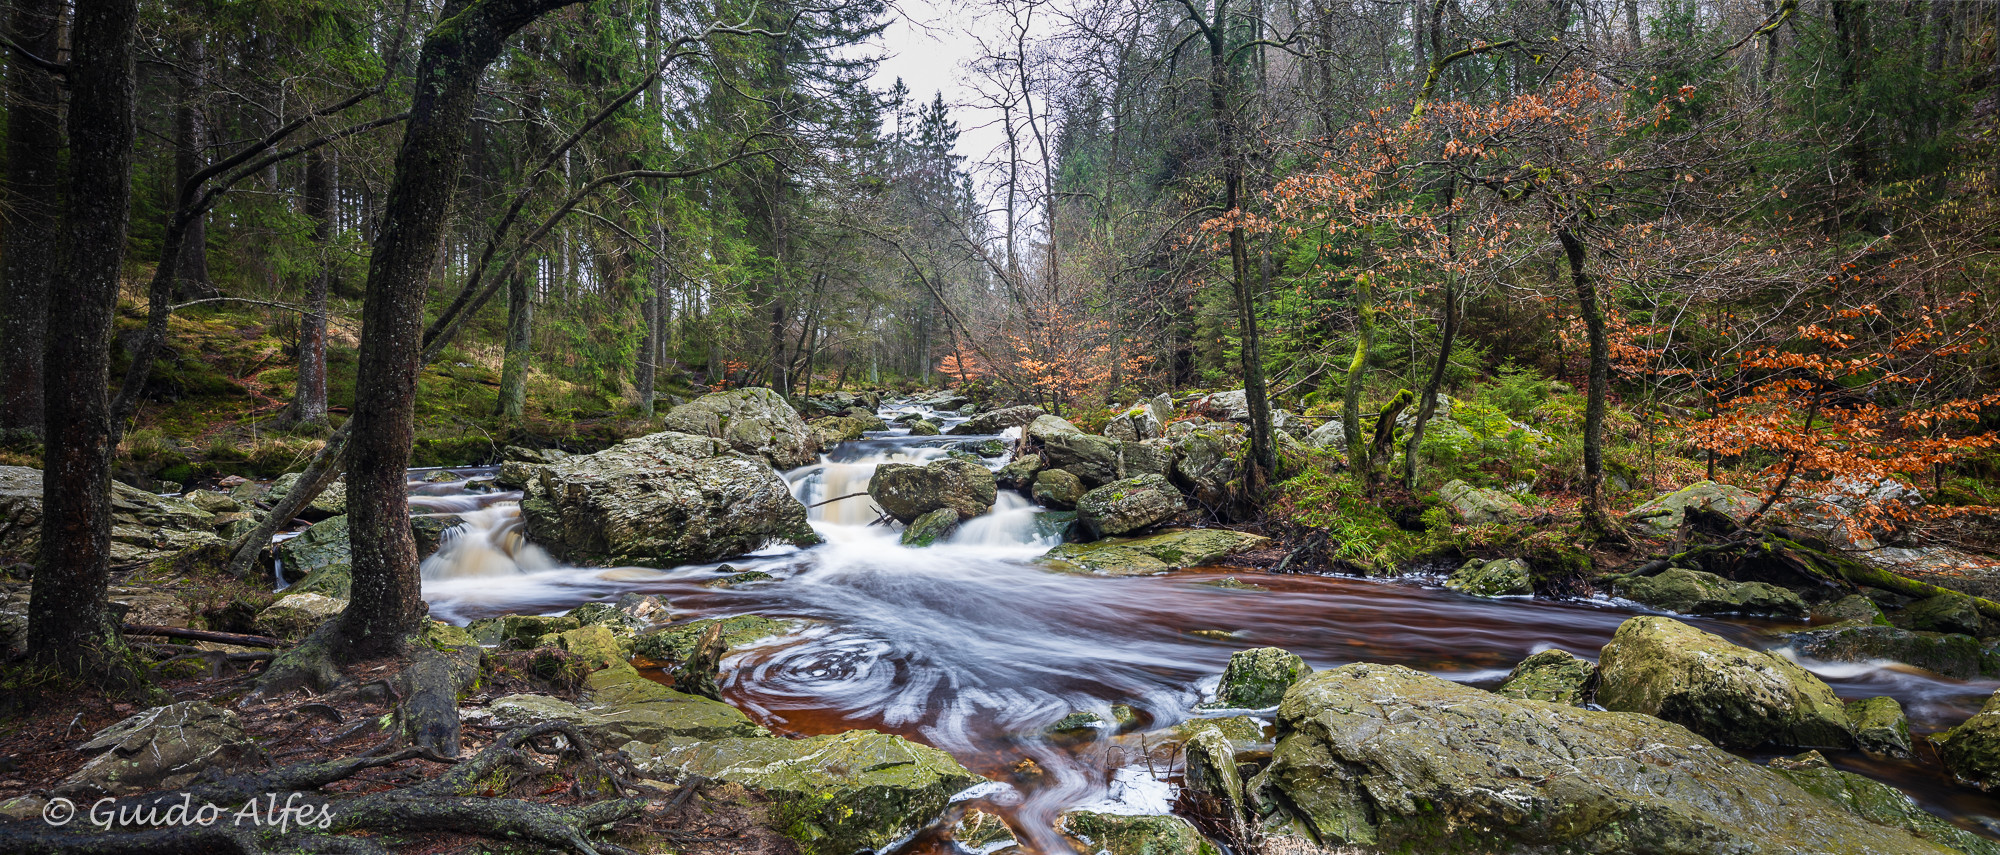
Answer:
[
  {"left": 632, "top": 615, "right": 792, "bottom": 663},
  {"left": 1076, "top": 474, "right": 1185, "bottom": 538},
  {"left": 1039, "top": 528, "right": 1268, "bottom": 576},
  {"left": 1057, "top": 812, "right": 1218, "bottom": 855},
  {"left": 1597, "top": 616, "right": 1852, "bottom": 750},
  {"left": 518, "top": 431, "right": 818, "bottom": 567},
  {"left": 662, "top": 387, "right": 819, "bottom": 469},
  {"left": 1613, "top": 567, "right": 1807, "bottom": 618},
  {"left": 1783, "top": 624, "right": 2000, "bottom": 679},
  {"left": 949, "top": 404, "right": 1045, "bottom": 435},
  {"left": 1437, "top": 479, "right": 1531, "bottom": 525},
  {"left": 1445, "top": 557, "right": 1533, "bottom": 597},
  {"left": 868, "top": 457, "right": 997, "bottom": 523},
  {"left": 901, "top": 507, "right": 961, "bottom": 547},
  {"left": 1200, "top": 647, "right": 1311, "bottom": 710},
  {"left": 1626, "top": 479, "right": 1760, "bottom": 535},
  {"left": 1495, "top": 648, "right": 1596, "bottom": 706},
  {"left": 54, "top": 702, "right": 264, "bottom": 799},
  {"left": 627, "top": 729, "right": 983, "bottom": 855},
  {"left": 1249, "top": 662, "right": 1956, "bottom": 853}
]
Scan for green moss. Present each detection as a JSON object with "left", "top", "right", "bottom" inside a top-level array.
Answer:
[{"left": 632, "top": 615, "right": 790, "bottom": 663}]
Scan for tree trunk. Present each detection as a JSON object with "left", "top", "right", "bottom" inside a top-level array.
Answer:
[
  {"left": 286, "top": 150, "right": 334, "bottom": 428},
  {"left": 1205, "top": 3, "right": 1277, "bottom": 481},
  {"left": 1343, "top": 272, "right": 1374, "bottom": 487},
  {"left": 1559, "top": 229, "right": 1618, "bottom": 539},
  {"left": 0, "top": 0, "right": 61, "bottom": 440},
  {"left": 496, "top": 264, "right": 533, "bottom": 423},
  {"left": 1403, "top": 278, "right": 1458, "bottom": 490},
  {"left": 341, "top": 0, "right": 587, "bottom": 659},
  {"left": 171, "top": 33, "right": 218, "bottom": 302},
  {"left": 29, "top": 0, "right": 147, "bottom": 689}
]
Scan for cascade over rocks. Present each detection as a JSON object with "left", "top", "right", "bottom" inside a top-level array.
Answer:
[
  {"left": 867, "top": 457, "right": 997, "bottom": 523},
  {"left": 1247, "top": 663, "right": 1957, "bottom": 853},
  {"left": 662, "top": 387, "right": 820, "bottom": 469},
  {"left": 948, "top": 404, "right": 1045, "bottom": 435},
  {"left": 518, "top": 430, "right": 818, "bottom": 567},
  {"left": 1596, "top": 616, "right": 1854, "bottom": 750}
]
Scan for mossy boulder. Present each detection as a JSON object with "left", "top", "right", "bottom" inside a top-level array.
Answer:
[
  {"left": 705, "top": 570, "right": 777, "bottom": 588},
  {"left": 1057, "top": 812, "right": 1219, "bottom": 855},
  {"left": 1934, "top": 689, "right": 2000, "bottom": 790},
  {"left": 901, "top": 507, "right": 961, "bottom": 547},
  {"left": 1076, "top": 474, "right": 1185, "bottom": 538},
  {"left": 1038, "top": 529, "right": 1266, "bottom": 576},
  {"left": 1182, "top": 723, "right": 1248, "bottom": 823},
  {"left": 811, "top": 416, "right": 874, "bottom": 443},
  {"left": 1199, "top": 647, "right": 1312, "bottom": 710},
  {"left": 1905, "top": 590, "right": 1984, "bottom": 636},
  {"left": 1495, "top": 648, "right": 1596, "bottom": 706},
  {"left": 1626, "top": 479, "right": 1760, "bottom": 535},
  {"left": 1845, "top": 696, "right": 1913, "bottom": 757},
  {"left": 1445, "top": 557, "right": 1533, "bottom": 597},
  {"left": 1814, "top": 594, "right": 1892, "bottom": 626},
  {"left": 662, "top": 387, "right": 819, "bottom": 469},
  {"left": 1042, "top": 432, "right": 1125, "bottom": 487},
  {"left": 251, "top": 592, "right": 346, "bottom": 640},
  {"left": 467, "top": 614, "right": 583, "bottom": 649},
  {"left": 1437, "top": 479, "right": 1531, "bottom": 525},
  {"left": 53, "top": 701, "right": 265, "bottom": 799},
  {"left": 1169, "top": 423, "right": 1246, "bottom": 512},
  {"left": 908, "top": 419, "right": 940, "bottom": 436},
  {"left": 277, "top": 515, "right": 351, "bottom": 597},
  {"left": 1248, "top": 662, "right": 1957, "bottom": 853},
  {"left": 184, "top": 489, "right": 240, "bottom": 514},
  {"left": 995, "top": 453, "right": 1043, "bottom": 490},
  {"left": 628, "top": 729, "right": 983, "bottom": 855},
  {"left": 1032, "top": 469, "right": 1084, "bottom": 509},
  {"left": 632, "top": 615, "right": 791, "bottom": 663},
  {"left": 1782, "top": 624, "right": 2000, "bottom": 679},
  {"left": 1597, "top": 616, "right": 1852, "bottom": 750},
  {"left": 482, "top": 684, "right": 765, "bottom": 745},
  {"left": 1770, "top": 751, "right": 2000, "bottom": 855},
  {"left": 517, "top": 431, "right": 819, "bottom": 567},
  {"left": 950, "top": 808, "right": 1017, "bottom": 855},
  {"left": 868, "top": 457, "right": 997, "bottom": 523},
  {"left": 1613, "top": 567, "right": 1807, "bottom": 618},
  {"left": 1027, "top": 414, "right": 1084, "bottom": 443},
  {"left": 267, "top": 472, "right": 347, "bottom": 520},
  {"left": 949, "top": 404, "right": 1046, "bottom": 435}
]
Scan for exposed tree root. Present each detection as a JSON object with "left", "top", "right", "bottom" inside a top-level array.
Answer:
[{"left": 0, "top": 722, "right": 648, "bottom": 855}]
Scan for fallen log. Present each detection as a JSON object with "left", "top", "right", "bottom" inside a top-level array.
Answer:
[{"left": 123, "top": 623, "right": 287, "bottom": 649}]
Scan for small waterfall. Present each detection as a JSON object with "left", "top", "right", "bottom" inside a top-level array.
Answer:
[
  {"left": 951, "top": 492, "right": 1061, "bottom": 548},
  {"left": 420, "top": 504, "right": 556, "bottom": 580}
]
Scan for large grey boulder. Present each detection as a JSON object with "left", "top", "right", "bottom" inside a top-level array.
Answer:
[
  {"left": 867, "top": 457, "right": 996, "bottom": 523},
  {"left": 1769, "top": 751, "right": 2000, "bottom": 855},
  {"left": 267, "top": 472, "right": 347, "bottom": 519},
  {"left": 1, "top": 465, "right": 222, "bottom": 568},
  {"left": 1032, "top": 469, "right": 1084, "bottom": 510},
  {"left": 948, "top": 404, "right": 1045, "bottom": 435},
  {"left": 1304, "top": 419, "right": 1346, "bottom": 449},
  {"left": 1076, "top": 474, "right": 1185, "bottom": 538},
  {"left": 1597, "top": 616, "right": 1852, "bottom": 750},
  {"left": 1027, "top": 414, "right": 1084, "bottom": 443},
  {"left": 1192, "top": 389, "right": 1251, "bottom": 422},
  {"left": 1170, "top": 422, "right": 1246, "bottom": 509},
  {"left": 1613, "top": 567, "right": 1807, "bottom": 618},
  {"left": 1103, "top": 400, "right": 1165, "bottom": 442},
  {"left": 54, "top": 702, "right": 265, "bottom": 799},
  {"left": 1437, "top": 479, "right": 1530, "bottom": 525},
  {"left": 662, "top": 387, "right": 819, "bottom": 469},
  {"left": 1042, "top": 432, "right": 1122, "bottom": 486},
  {"left": 1627, "top": 480, "right": 1761, "bottom": 535},
  {"left": 625, "top": 729, "right": 982, "bottom": 855},
  {"left": 519, "top": 431, "right": 818, "bottom": 567},
  {"left": 1249, "top": 663, "right": 1958, "bottom": 853}
]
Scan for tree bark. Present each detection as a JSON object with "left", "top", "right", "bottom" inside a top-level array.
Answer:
[
  {"left": 1403, "top": 278, "right": 1458, "bottom": 490},
  {"left": 29, "top": 0, "right": 147, "bottom": 688},
  {"left": 497, "top": 263, "right": 533, "bottom": 423},
  {"left": 1342, "top": 271, "right": 1373, "bottom": 481},
  {"left": 171, "top": 33, "right": 218, "bottom": 301},
  {"left": 340, "top": 0, "right": 588, "bottom": 659},
  {"left": 0, "top": 0, "right": 62, "bottom": 440},
  {"left": 1559, "top": 228, "right": 1618, "bottom": 539},
  {"left": 286, "top": 150, "right": 334, "bottom": 428}
]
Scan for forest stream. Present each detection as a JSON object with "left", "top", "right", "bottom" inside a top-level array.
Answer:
[{"left": 393, "top": 399, "right": 2000, "bottom": 853}]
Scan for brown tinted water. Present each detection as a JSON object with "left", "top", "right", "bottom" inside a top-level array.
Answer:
[{"left": 414, "top": 429, "right": 2000, "bottom": 853}]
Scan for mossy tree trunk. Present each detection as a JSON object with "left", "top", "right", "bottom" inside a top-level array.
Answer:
[
  {"left": 28, "top": 0, "right": 149, "bottom": 690},
  {"left": 1343, "top": 271, "right": 1374, "bottom": 483},
  {"left": 0, "top": 0, "right": 61, "bottom": 441},
  {"left": 1558, "top": 228, "right": 1619, "bottom": 539},
  {"left": 286, "top": 150, "right": 334, "bottom": 428},
  {"left": 341, "top": 0, "right": 588, "bottom": 658}
]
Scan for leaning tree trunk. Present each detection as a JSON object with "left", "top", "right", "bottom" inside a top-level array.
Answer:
[
  {"left": 1403, "top": 277, "right": 1459, "bottom": 490},
  {"left": 341, "top": 0, "right": 587, "bottom": 658},
  {"left": 0, "top": 0, "right": 62, "bottom": 441},
  {"left": 286, "top": 150, "right": 334, "bottom": 428},
  {"left": 496, "top": 263, "right": 533, "bottom": 424},
  {"left": 1559, "top": 228, "right": 1619, "bottom": 540},
  {"left": 29, "top": 0, "right": 146, "bottom": 689}
]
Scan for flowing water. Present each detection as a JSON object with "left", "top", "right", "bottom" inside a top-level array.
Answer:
[{"left": 407, "top": 402, "right": 2000, "bottom": 852}]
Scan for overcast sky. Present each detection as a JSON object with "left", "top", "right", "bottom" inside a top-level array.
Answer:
[{"left": 869, "top": 2, "right": 1008, "bottom": 173}]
